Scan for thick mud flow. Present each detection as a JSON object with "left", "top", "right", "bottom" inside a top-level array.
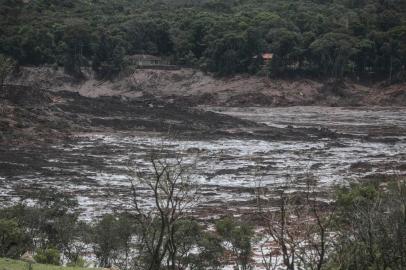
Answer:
[
  {"left": 1, "top": 107, "right": 405, "bottom": 220},
  {"left": 209, "top": 106, "right": 406, "bottom": 136}
]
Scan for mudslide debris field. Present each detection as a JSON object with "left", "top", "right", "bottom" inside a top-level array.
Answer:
[{"left": 1, "top": 106, "right": 405, "bottom": 220}]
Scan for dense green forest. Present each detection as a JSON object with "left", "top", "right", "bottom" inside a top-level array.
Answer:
[{"left": 0, "top": 0, "right": 405, "bottom": 80}]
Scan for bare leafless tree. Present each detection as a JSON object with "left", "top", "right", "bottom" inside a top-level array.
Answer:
[
  {"left": 129, "top": 149, "right": 199, "bottom": 270},
  {"left": 295, "top": 179, "right": 335, "bottom": 270},
  {"left": 259, "top": 188, "right": 299, "bottom": 270},
  {"left": 256, "top": 177, "right": 335, "bottom": 270}
]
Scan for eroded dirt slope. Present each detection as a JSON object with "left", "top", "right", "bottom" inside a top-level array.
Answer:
[{"left": 10, "top": 67, "right": 406, "bottom": 107}]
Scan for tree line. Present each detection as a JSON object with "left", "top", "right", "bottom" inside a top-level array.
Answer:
[
  {"left": 0, "top": 0, "right": 405, "bottom": 81},
  {"left": 0, "top": 153, "right": 405, "bottom": 270}
]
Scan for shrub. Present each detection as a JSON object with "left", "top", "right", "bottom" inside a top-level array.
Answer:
[
  {"left": 215, "top": 216, "right": 254, "bottom": 270},
  {"left": 34, "top": 248, "right": 61, "bottom": 265},
  {"left": 67, "top": 256, "right": 86, "bottom": 267},
  {"left": 0, "top": 218, "right": 27, "bottom": 259},
  {"left": 328, "top": 180, "right": 406, "bottom": 270}
]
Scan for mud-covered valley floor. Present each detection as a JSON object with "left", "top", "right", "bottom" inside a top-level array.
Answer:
[{"left": 1, "top": 87, "right": 405, "bottom": 221}]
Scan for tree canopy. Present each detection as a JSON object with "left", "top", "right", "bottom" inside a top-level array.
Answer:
[{"left": 0, "top": 0, "right": 405, "bottom": 80}]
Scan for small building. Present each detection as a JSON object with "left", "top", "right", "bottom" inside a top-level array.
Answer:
[
  {"left": 127, "top": 54, "right": 170, "bottom": 67},
  {"left": 261, "top": 53, "right": 273, "bottom": 65},
  {"left": 253, "top": 53, "right": 273, "bottom": 67}
]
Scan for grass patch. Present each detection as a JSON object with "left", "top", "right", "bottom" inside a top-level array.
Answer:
[{"left": 0, "top": 258, "right": 99, "bottom": 270}]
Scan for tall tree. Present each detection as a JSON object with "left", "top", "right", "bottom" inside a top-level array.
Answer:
[{"left": 0, "top": 54, "right": 15, "bottom": 90}]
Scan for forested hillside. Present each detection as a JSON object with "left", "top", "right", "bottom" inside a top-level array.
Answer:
[{"left": 1, "top": 0, "right": 405, "bottom": 80}]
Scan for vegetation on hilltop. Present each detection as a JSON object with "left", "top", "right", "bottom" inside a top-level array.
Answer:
[{"left": 0, "top": 0, "right": 405, "bottom": 81}]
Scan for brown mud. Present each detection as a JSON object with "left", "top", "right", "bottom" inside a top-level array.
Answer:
[
  {"left": 1, "top": 68, "right": 405, "bottom": 220},
  {"left": 10, "top": 67, "right": 406, "bottom": 107},
  {"left": 0, "top": 84, "right": 347, "bottom": 145}
]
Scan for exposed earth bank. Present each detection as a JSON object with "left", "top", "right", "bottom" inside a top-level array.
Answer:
[
  {"left": 10, "top": 67, "right": 406, "bottom": 107},
  {"left": 0, "top": 84, "right": 338, "bottom": 145},
  {"left": 2, "top": 66, "right": 405, "bottom": 144}
]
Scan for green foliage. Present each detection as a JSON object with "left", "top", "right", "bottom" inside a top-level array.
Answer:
[
  {"left": 216, "top": 216, "right": 254, "bottom": 270},
  {"left": 0, "top": 189, "right": 86, "bottom": 265},
  {"left": 92, "top": 34, "right": 127, "bottom": 79},
  {"left": 61, "top": 20, "right": 93, "bottom": 77},
  {"left": 0, "top": 257, "right": 97, "bottom": 270},
  {"left": 34, "top": 248, "right": 61, "bottom": 266},
  {"left": 0, "top": 0, "right": 404, "bottom": 79},
  {"left": 329, "top": 180, "right": 406, "bottom": 270},
  {"left": 0, "top": 219, "right": 27, "bottom": 259},
  {"left": 310, "top": 33, "right": 357, "bottom": 79},
  {"left": 1, "top": 179, "right": 405, "bottom": 270},
  {"left": 66, "top": 257, "right": 86, "bottom": 268},
  {"left": 335, "top": 183, "right": 379, "bottom": 209},
  {"left": 192, "top": 232, "right": 224, "bottom": 270},
  {"left": 92, "top": 213, "right": 135, "bottom": 268},
  {"left": 0, "top": 54, "right": 15, "bottom": 87}
]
